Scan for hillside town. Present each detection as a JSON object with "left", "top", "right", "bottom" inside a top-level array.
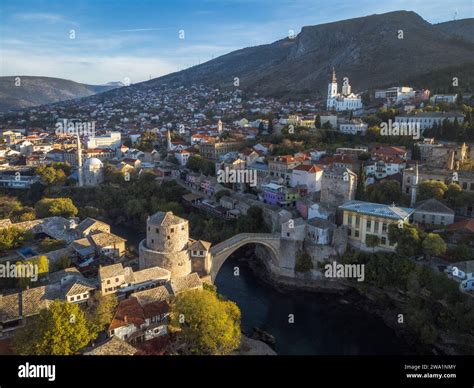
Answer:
[{"left": 0, "top": 67, "right": 473, "bottom": 357}]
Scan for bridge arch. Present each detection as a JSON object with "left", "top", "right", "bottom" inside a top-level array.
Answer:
[{"left": 209, "top": 233, "right": 281, "bottom": 282}]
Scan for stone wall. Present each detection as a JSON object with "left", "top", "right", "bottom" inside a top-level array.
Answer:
[{"left": 139, "top": 239, "right": 191, "bottom": 278}]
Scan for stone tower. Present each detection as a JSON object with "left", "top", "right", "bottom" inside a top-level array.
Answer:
[{"left": 139, "top": 211, "right": 192, "bottom": 278}]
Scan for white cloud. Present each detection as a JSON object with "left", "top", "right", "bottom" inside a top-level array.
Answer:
[
  {"left": 14, "top": 12, "right": 78, "bottom": 25},
  {"left": 1, "top": 49, "right": 179, "bottom": 84}
]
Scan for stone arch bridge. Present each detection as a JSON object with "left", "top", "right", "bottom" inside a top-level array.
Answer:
[{"left": 209, "top": 233, "right": 283, "bottom": 281}]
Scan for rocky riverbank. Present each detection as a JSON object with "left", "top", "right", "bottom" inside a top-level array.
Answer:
[
  {"left": 241, "top": 248, "right": 473, "bottom": 355},
  {"left": 233, "top": 334, "right": 277, "bottom": 356}
]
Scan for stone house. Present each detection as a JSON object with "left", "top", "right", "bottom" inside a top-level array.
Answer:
[
  {"left": 99, "top": 263, "right": 170, "bottom": 296},
  {"left": 413, "top": 199, "right": 455, "bottom": 226}
]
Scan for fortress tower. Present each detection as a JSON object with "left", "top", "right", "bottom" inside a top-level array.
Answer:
[{"left": 139, "top": 211, "right": 192, "bottom": 278}]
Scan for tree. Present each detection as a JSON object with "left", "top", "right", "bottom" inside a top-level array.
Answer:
[
  {"left": 267, "top": 119, "right": 274, "bottom": 134},
  {"left": 422, "top": 233, "right": 447, "bottom": 260},
  {"left": 35, "top": 198, "right": 78, "bottom": 218},
  {"left": 170, "top": 289, "right": 241, "bottom": 355},
  {"left": 418, "top": 181, "right": 448, "bottom": 201},
  {"left": 0, "top": 227, "right": 32, "bottom": 253},
  {"left": 314, "top": 114, "right": 321, "bottom": 129},
  {"left": 295, "top": 250, "right": 313, "bottom": 273},
  {"left": 365, "top": 180, "right": 402, "bottom": 205},
  {"left": 356, "top": 165, "right": 366, "bottom": 200},
  {"left": 85, "top": 293, "right": 118, "bottom": 335},
  {"left": 411, "top": 144, "right": 421, "bottom": 160},
  {"left": 12, "top": 300, "right": 94, "bottom": 355},
  {"left": 452, "top": 244, "right": 471, "bottom": 261},
  {"left": 388, "top": 223, "right": 422, "bottom": 257},
  {"left": 32, "top": 255, "right": 49, "bottom": 278},
  {"left": 365, "top": 235, "right": 380, "bottom": 252},
  {"left": 0, "top": 195, "right": 22, "bottom": 219},
  {"left": 54, "top": 255, "right": 71, "bottom": 271}
]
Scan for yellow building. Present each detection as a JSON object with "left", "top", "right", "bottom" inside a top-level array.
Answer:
[{"left": 340, "top": 200, "right": 414, "bottom": 251}]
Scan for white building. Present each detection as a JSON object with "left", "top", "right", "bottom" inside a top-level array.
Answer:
[
  {"left": 175, "top": 150, "right": 191, "bottom": 166},
  {"left": 375, "top": 87, "right": 415, "bottom": 103},
  {"left": 326, "top": 68, "right": 363, "bottom": 111},
  {"left": 87, "top": 132, "right": 121, "bottom": 150},
  {"left": 430, "top": 94, "right": 457, "bottom": 104},
  {"left": 290, "top": 165, "right": 323, "bottom": 192},
  {"left": 82, "top": 157, "right": 104, "bottom": 186},
  {"left": 394, "top": 111, "right": 464, "bottom": 131},
  {"left": 338, "top": 119, "right": 368, "bottom": 135}
]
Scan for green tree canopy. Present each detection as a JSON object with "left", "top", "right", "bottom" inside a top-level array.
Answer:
[
  {"left": 295, "top": 250, "right": 313, "bottom": 273},
  {"left": 170, "top": 289, "right": 241, "bottom": 355},
  {"left": 12, "top": 300, "right": 94, "bottom": 355},
  {"left": 35, "top": 198, "right": 78, "bottom": 218},
  {"left": 422, "top": 233, "right": 447, "bottom": 259},
  {"left": 418, "top": 180, "right": 448, "bottom": 201}
]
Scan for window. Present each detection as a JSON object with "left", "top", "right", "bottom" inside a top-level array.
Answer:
[
  {"left": 348, "top": 229, "right": 352, "bottom": 236},
  {"left": 382, "top": 223, "right": 387, "bottom": 232},
  {"left": 366, "top": 220, "right": 371, "bottom": 230},
  {"left": 107, "top": 280, "right": 111, "bottom": 285},
  {"left": 374, "top": 221, "right": 379, "bottom": 232},
  {"left": 355, "top": 217, "right": 360, "bottom": 227},
  {"left": 348, "top": 215, "right": 352, "bottom": 224},
  {"left": 171, "top": 228, "right": 174, "bottom": 233},
  {"left": 167, "top": 236, "right": 170, "bottom": 240},
  {"left": 381, "top": 237, "right": 386, "bottom": 245},
  {"left": 115, "top": 277, "right": 119, "bottom": 282},
  {"left": 354, "top": 230, "right": 359, "bottom": 238},
  {"left": 155, "top": 228, "right": 159, "bottom": 234},
  {"left": 199, "top": 250, "right": 204, "bottom": 255}
]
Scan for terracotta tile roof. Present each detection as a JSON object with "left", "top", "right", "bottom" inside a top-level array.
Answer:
[
  {"left": 109, "top": 298, "right": 145, "bottom": 330},
  {"left": 448, "top": 219, "right": 474, "bottom": 233},
  {"left": 142, "top": 300, "right": 169, "bottom": 319}
]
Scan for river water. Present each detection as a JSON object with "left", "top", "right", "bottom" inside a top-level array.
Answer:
[
  {"left": 215, "top": 255, "right": 417, "bottom": 355},
  {"left": 112, "top": 225, "right": 417, "bottom": 355}
]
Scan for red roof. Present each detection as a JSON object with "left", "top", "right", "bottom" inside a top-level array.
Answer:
[
  {"left": 448, "top": 219, "right": 474, "bottom": 234},
  {"left": 293, "top": 164, "right": 322, "bottom": 173},
  {"left": 109, "top": 298, "right": 145, "bottom": 330}
]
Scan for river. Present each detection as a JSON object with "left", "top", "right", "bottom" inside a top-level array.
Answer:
[
  {"left": 112, "top": 225, "right": 417, "bottom": 355},
  {"left": 215, "top": 254, "right": 417, "bottom": 355}
]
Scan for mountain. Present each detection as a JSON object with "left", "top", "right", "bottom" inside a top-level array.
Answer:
[
  {"left": 142, "top": 11, "right": 474, "bottom": 99},
  {"left": 0, "top": 76, "right": 121, "bottom": 112},
  {"left": 434, "top": 18, "right": 474, "bottom": 44}
]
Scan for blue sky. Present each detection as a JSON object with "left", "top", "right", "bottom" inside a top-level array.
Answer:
[{"left": 0, "top": 0, "right": 472, "bottom": 84}]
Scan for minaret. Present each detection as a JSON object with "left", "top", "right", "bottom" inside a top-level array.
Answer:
[
  {"left": 217, "top": 119, "right": 223, "bottom": 134},
  {"left": 76, "top": 131, "right": 83, "bottom": 187},
  {"left": 327, "top": 67, "right": 338, "bottom": 110},
  {"left": 410, "top": 162, "right": 419, "bottom": 207},
  {"left": 167, "top": 129, "right": 172, "bottom": 152}
]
